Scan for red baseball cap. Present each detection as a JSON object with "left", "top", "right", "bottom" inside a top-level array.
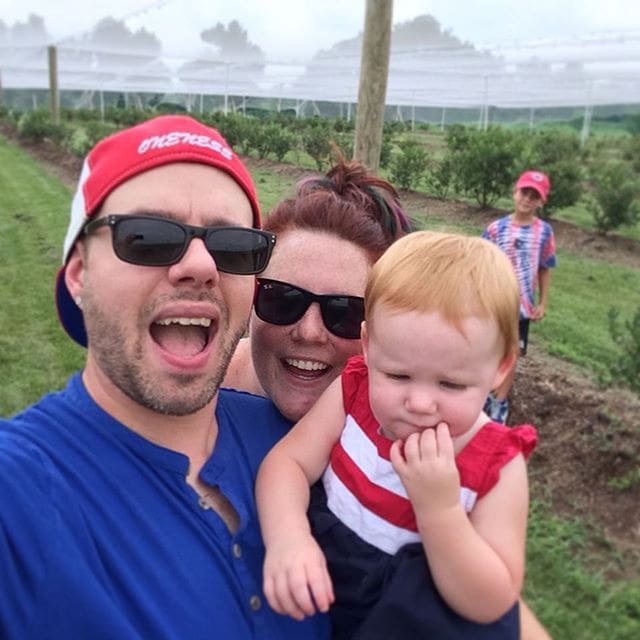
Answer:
[
  {"left": 56, "top": 114, "right": 261, "bottom": 347},
  {"left": 515, "top": 170, "right": 550, "bottom": 202}
]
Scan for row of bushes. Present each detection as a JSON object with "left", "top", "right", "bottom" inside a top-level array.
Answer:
[
  {"left": 7, "top": 104, "right": 640, "bottom": 235},
  {"left": 388, "top": 124, "right": 640, "bottom": 233}
]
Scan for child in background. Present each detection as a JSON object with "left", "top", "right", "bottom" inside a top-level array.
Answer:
[
  {"left": 482, "top": 170, "right": 557, "bottom": 423},
  {"left": 256, "top": 231, "right": 537, "bottom": 640}
]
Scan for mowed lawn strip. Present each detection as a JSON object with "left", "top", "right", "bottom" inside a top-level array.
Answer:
[{"left": 0, "top": 135, "right": 84, "bottom": 416}]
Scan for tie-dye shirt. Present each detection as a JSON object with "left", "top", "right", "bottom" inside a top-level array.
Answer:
[{"left": 482, "top": 215, "right": 557, "bottom": 319}]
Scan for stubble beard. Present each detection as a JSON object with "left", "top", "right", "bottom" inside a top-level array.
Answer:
[{"left": 82, "top": 290, "right": 247, "bottom": 416}]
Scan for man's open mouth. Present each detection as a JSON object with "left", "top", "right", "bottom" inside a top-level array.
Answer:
[{"left": 150, "top": 317, "right": 213, "bottom": 358}]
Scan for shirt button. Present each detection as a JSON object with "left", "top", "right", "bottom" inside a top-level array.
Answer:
[
  {"left": 232, "top": 543, "right": 242, "bottom": 558},
  {"left": 249, "top": 595, "right": 262, "bottom": 611}
]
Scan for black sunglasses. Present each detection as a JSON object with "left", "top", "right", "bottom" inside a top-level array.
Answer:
[
  {"left": 83, "top": 214, "right": 276, "bottom": 275},
  {"left": 254, "top": 278, "right": 364, "bottom": 340}
]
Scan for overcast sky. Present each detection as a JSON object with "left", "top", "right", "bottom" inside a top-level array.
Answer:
[{"left": 2, "top": 0, "right": 640, "bottom": 61}]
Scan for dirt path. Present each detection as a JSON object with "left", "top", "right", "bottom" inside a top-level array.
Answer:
[{"left": 5, "top": 125, "right": 640, "bottom": 572}]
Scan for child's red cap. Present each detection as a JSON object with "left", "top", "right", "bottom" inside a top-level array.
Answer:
[{"left": 515, "top": 170, "right": 550, "bottom": 202}]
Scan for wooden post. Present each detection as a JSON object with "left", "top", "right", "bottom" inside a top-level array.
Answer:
[
  {"left": 353, "top": 0, "right": 393, "bottom": 173},
  {"left": 48, "top": 45, "right": 60, "bottom": 123}
]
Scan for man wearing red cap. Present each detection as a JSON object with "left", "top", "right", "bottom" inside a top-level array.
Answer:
[
  {"left": 0, "top": 115, "right": 328, "bottom": 640},
  {"left": 481, "top": 170, "right": 557, "bottom": 424}
]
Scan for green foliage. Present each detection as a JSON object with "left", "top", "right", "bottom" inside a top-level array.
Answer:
[
  {"left": 213, "top": 112, "right": 253, "bottom": 151},
  {"left": 248, "top": 122, "right": 298, "bottom": 160},
  {"left": 424, "top": 156, "right": 454, "bottom": 198},
  {"left": 332, "top": 132, "right": 354, "bottom": 161},
  {"left": 64, "top": 127, "right": 92, "bottom": 157},
  {"left": 622, "top": 135, "right": 640, "bottom": 173},
  {"left": 154, "top": 102, "right": 187, "bottom": 113},
  {"left": 332, "top": 117, "right": 355, "bottom": 133},
  {"left": 264, "top": 124, "right": 298, "bottom": 161},
  {"left": 624, "top": 112, "right": 640, "bottom": 136},
  {"left": 103, "top": 105, "right": 149, "bottom": 127},
  {"left": 383, "top": 120, "right": 409, "bottom": 136},
  {"left": 586, "top": 161, "right": 640, "bottom": 233},
  {"left": 379, "top": 133, "right": 393, "bottom": 169},
  {"left": 238, "top": 119, "right": 263, "bottom": 156},
  {"left": 17, "top": 108, "right": 68, "bottom": 143},
  {"left": 541, "top": 158, "right": 584, "bottom": 215},
  {"left": 302, "top": 123, "right": 332, "bottom": 171},
  {"left": 388, "top": 140, "right": 429, "bottom": 189},
  {"left": 446, "top": 125, "right": 520, "bottom": 208},
  {"left": 444, "top": 123, "right": 470, "bottom": 151},
  {"left": 62, "top": 120, "right": 120, "bottom": 157},
  {"left": 0, "top": 107, "right": 23, "bottom": 127},
  {"left": 607, "top": 306, "right": 640, "bottom": 393},
  {"left": 60, "top": 107, "right": 101, "bottom": 123}
]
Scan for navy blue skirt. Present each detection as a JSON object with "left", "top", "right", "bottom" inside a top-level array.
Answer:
[{"left": 309, "top": 483, "right": 519, "bottom": 640}]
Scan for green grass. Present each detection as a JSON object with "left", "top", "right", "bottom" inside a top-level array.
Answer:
[
  {"left": 525, "top": 498, "right": 640, "bottom": 639},
  {"left": 536, "top": 253, "right": 640, "bottom": 379},
  {"left": 1, "top": 133, "right": 639, "bottom": 639},
  {"left": 251, "top": 167, "right": 298, "bottom": 211},
  {"left": 0, "top": 136, "right": 85, "bottom": 416}
]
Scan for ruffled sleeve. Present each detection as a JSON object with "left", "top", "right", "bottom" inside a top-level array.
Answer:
[{"left": 457, "top": 422, "right": 538, "bottom": 499}]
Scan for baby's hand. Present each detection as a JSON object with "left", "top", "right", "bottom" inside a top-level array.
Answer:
[
  {"left": 390, "top": 423, "right": 461, "bottom": 517},
  {"left": 263, "top": 533, "right": 334, "bottom": 621}
]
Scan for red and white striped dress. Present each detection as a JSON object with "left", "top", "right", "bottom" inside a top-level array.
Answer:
[{"left": 322, "top": 356, "right": 537, "bottom": 555}]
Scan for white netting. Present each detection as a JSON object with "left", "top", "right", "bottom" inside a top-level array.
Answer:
[{"left": 2, "top": 30, "right": 640, "bottom": 110}]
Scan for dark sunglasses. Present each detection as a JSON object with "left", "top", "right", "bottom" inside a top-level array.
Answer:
[
  {"left": 83, "top": 214, "right": 276, "bottom": 275},
  {"left": 254, "top": 278, "right": 364, "bottom": 340}
]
